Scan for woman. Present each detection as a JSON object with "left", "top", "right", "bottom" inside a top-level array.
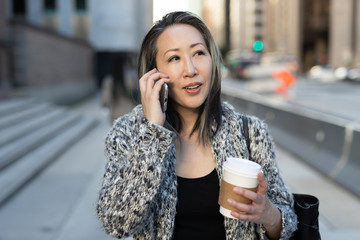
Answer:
[{"left": 97, "top": 11, "right": 297, "bottom": 239}]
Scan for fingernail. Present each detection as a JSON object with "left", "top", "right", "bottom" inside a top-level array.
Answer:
[{"left": 227, "top": 199, "right": 234, "bottom": 204}]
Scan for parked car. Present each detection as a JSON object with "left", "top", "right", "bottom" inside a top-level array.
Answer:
[
  {"left": 348, "top": 68, "right": 360, "bottom": 82},
  {"left": 308, "top": 65, "right": 340, "bottom": 83},
  {"left": 334, "top": 66, "right": 360, "bottom": 82},
  {"left": 225, "top": 49, "right": 261, "bottom": 79},
  {"left": 265, "top": 51, "right": 297, "bottom": 65},
  {"left": 239, "top": 52, "right": 298, "bottom": 79}
]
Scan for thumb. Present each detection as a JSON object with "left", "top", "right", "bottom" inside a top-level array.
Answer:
[{"left": 257, "top": 172, "right": 268, "bottom": 196}]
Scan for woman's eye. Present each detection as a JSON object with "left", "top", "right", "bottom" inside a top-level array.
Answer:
[
  {"left": 195, "top": 50, "right": 205, "bottom": 56},
  {"left": 168, "top": 56, "right": 179, "bottom": 62}
]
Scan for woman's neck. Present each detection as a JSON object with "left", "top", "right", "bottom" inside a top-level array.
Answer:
[{"left": 177, "top": 108, "right": 200, "bottom": 140}]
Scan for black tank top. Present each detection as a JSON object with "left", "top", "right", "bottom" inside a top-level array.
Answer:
[{"left": 173, "top": 169, "right": 226, "bottom": 240}]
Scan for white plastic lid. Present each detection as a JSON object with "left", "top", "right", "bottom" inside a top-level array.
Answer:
[{"left": 223, "top": 157, "right": 261, "bottom": 177}]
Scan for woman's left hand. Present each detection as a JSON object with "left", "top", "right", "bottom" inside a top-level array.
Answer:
[{"left": 227, "top": 172, "right": 282, "bottom": 238}]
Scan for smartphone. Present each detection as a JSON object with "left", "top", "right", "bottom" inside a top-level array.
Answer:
[{"left": 159, "top": 83, "right": 168, "bottom": 112}]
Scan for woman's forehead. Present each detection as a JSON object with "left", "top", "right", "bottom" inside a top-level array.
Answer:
[{"left": 156, "top": 24, "right": 206, "bottom": 52}]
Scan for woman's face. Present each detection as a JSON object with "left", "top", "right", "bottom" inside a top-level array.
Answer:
[{"left": 155, "top": 24, "right": 212, "bottom": 114}]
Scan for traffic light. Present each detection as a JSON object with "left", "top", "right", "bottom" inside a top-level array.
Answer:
[{"left": 253, "top": 40, "right": 263, "bottom": 52}]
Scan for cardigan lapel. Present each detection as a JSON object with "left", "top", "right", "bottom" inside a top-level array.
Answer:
[{"left": 210, "top": 106, "right": 253, "bottom": 239}]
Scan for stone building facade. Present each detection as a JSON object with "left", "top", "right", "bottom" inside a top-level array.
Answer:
[
  {"left": 0, "top": 0, "right": 153, "bottom": 104},
  {"left": 202, "top": 0, "right": 360, "bottom": 72}
]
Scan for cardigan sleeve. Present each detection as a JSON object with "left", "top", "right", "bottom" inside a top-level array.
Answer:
[
  {"left": 246, "top": 116, "right": 298, "bottom": 240},
  {"left": 96, "top": 106, "right": 176, "bottom": 238}
]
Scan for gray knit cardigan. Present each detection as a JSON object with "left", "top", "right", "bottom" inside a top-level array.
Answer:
[{"left": 96, "top": 102, "right": 298, "bottom": 240}]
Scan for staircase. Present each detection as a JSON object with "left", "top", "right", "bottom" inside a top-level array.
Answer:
[{"left": 0, "top": 98, "right": 97, "bottom": 205}]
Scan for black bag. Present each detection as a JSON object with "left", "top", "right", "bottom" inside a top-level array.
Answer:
[
  {"left": 291, "top": 193, "right": 321, "bottom": 239},
  {"left": 241, "top": 116, "right": 321, "bottom": 239}
]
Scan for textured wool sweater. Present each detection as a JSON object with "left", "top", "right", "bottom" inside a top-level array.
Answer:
[{"left": 96, "top": 102, "right": 298, "bottom": 240}]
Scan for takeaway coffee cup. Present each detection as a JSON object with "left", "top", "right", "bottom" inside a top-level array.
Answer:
[{"left": 218, "top": 157, "right": 261, "bottom": 218}]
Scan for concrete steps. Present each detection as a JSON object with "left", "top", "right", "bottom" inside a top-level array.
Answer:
[
  {"left": 0, "top": 98, "right": 37, "bottom": 116},
  {"left": 0, "top": 98, "right": 97, "bottom": 205},
  {"left": 0, "top": 102, "right": 52, "bottom": 129}
]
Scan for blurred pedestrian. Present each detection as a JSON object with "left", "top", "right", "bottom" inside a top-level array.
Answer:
[
  {"left": 96, "top": 11, "right": 297, "bottom": 239},
  {"left": 272, "top": 70, "right": 296, "bottom": 94}
]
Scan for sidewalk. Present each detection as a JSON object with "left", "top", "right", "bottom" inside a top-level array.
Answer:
[
  {"left": 52, "top": 94, "right": 135, "bottom": 240},
  {"left": 276, "top": 146, "right": 360, "bottom": 239},
  {"left": 0, "top": 93, "right": 359, "bottom": 239}
]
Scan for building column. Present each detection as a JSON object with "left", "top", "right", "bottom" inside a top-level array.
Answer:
[
  {"left": 58, "top": 0, "right": 73, "bottom": 37},
  {"left": 354, "top": 0, "right": 360, "bottom": 65},
  {"left": 329, "top": 0, "right": 354, "bottom": 68}
]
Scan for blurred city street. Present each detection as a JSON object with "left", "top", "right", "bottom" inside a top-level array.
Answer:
[
  {"left": 224, "top": 76, "right": 360, "bottom": 122},
  {"left": 0, "top": 76, "right": 359, "bottom": 239}
]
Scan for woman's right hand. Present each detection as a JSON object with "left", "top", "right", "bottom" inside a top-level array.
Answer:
[{"left": 139, "top": 68, "right": 170, "bottom": 126}]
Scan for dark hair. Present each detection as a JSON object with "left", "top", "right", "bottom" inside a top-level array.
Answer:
[{"left": 138, "top": 11, "right": 222, "bottom": 144}]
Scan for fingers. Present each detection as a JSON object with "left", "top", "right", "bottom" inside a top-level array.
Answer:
[
  {"left": 139, "top": 69, "right": 168, "bottom": 100},
  {"left": 227, "top": 197, "right": 254, "bottom": 214},
  {"left": 226, "top": 174, "right": 272, "bottom": 224},
  {"left": 233, "top": 186, "right": 258, "bottom": 202},
  {"left": 138, "top": 68, "right": 170, "bottom": 125},
  {"left": 229, "top": 207, "right": 258, "bottom": 222},
  {"left": 228, "top": 173, "right": 268, "bottom": 207},
  {"left": 227, "top": 189, "right": 262, "bottom": 223},
  {"left": 139, "top": 68, "right": 168, "bottom": 95},
  {"left": 139, "top": 68, "right": 156, "bottom": 94},
  {"left": 228, "top": 173, "right": 268, "bottom": 205}
]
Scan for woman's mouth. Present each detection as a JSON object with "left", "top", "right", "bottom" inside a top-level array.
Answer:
[
  {"left": 185, "top": 84, "right": 200, "bottom": 90},
  {"left": 184, "top": 83, "right": 202, "bottom": 94}
]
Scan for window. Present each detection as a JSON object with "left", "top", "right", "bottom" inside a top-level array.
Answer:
[
  {"left": 75, "top": 0, "right": 87, "bottom": 14},
  {"left": 73, "top": 0, "right": 88, "bottom": 39},
  {"left": 43, "top": 0, "right": 57, "bottom": 30},
  {"left": 12, "top": 0, "right": 26, "bottom": 17},
  {"left": 44, "top": 0, "right": 56, "bottom": 14}
]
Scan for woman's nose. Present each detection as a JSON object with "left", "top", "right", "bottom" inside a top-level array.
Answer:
[{"left": 183, "top": 57, "right": 197, "bottom": 77}]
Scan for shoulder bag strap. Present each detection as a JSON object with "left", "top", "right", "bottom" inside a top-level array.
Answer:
[{"left": 242, "top": 115, "right": 250, "bottom": 154}]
